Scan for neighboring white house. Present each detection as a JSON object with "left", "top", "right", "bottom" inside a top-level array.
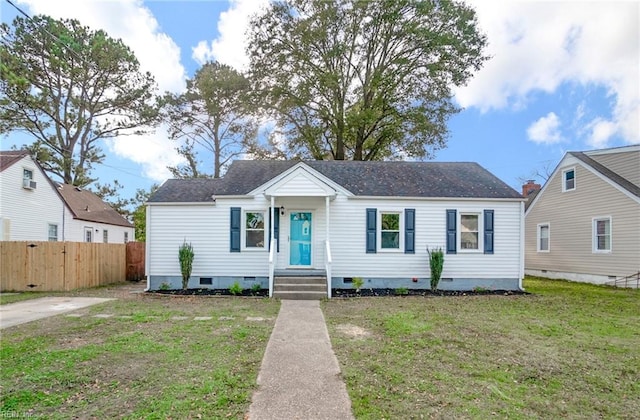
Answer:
[
  {"left": 146, "top": 160, "right": 525, "bottom": 296},
  {"left": 525, "top": 145, "right": 640, "bottom": 285},
  {"left": 0, "top": 150, "right": 134, "bottom": 243}
]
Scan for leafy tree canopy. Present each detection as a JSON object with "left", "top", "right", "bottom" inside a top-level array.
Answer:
[
  {"left": 0, "top": 15, "right": 158, "bottom": 187},
  {"left": 162, "top": 61, "right": 258, "bottom": 178},
  {"left": 247, "top": 0, "right": 487, "bottom": 161}
]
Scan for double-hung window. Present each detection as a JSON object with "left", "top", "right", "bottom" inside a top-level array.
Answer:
[
  {"left": 245, "top": 211, "right": 266, "bottom": 248},
  {"left": 562, "top": 168, "right": 575, "bottom": 192},
  {"left": 48, "top": 224, "right": 58, "bottom": 242},
  {"left": 23, "top": 168, "right": 34, "bottom": 189},
  {"left": 593, "top": 217, "right": 611, "bottom": 252},
  {"left": 84, "top": 227, "right": 93, "bottom": 243},
  {"left": 380, "top": 212, "right": 400, "bottom": 249},
  {"left": 537, "top": 223, "right": 550, "bottom": 252},
  {"left": 103, "top": 230, "right": 109, "bottom": 243},
  {"left": 460, "top": 213, "right": 480, "bottom": 250}
]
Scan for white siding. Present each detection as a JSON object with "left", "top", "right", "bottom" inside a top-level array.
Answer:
[
  {"left": 0, "top": 156, "right": 65, "bottom": 241},
  {"left": 0, "top": 155, "right": 135, "bottom": 243},
  {"left": 65, "top": 215, "right": 134, "bottom": 243},
  {"left": 148, "top": 195, "right": 523, "bottom": 280},
  {"left": 329, "top": 197, "right": 522, "bottom": 279}
]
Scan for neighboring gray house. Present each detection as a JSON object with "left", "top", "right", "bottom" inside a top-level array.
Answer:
[
  {"left": 146, "top": 160, "right": 524, "bottom": 298},
  {"left": 0, "top": 150, "right": 134, "bottom": 243},
  {"left": 525, "top": 145, "right": 640, "bottom": 285}
]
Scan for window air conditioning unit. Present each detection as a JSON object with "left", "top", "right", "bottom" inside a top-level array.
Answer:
[{"left": 22, "top": 179, "right": 36, "bottom": 189}]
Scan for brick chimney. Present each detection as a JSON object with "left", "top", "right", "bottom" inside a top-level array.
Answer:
[{"left": 522, "top": 180, "right": 541, "bottom": 197}]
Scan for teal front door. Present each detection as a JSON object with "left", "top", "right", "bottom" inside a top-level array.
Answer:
[{"left": 289, "top": 212, "right": 312, "bottom": 266}]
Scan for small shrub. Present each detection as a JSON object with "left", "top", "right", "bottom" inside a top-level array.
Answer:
[
  {"left": 352, "top": 277, "right": 364, "bottom": 292},
  {"left": 427, "top": 246, "right": 444, "bottom": 292},
  {"left": 178, "top": 240, "right": 195, "bottom": 290},
  {"left": 251, "top": 283, "right": 262, "bottom": 294},
  {"left": 473, "top": 286, "right": 489, "bottom": 292},
  {"left": 395, "top": 287, "right": 409, "bottom": 295},
  {"left": 159, "top": 282, "right": 171, "bottom": 291},
  {"left": 229, "top": 281, "right": 243, "bottom": 295}
]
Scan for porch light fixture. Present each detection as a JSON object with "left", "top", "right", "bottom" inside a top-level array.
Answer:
[{"left": 280, "top": 206, "right": 285, "bottom": 215}]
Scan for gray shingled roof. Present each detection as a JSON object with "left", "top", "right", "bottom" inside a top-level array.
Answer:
[
  {"left": 149, "top": 160, "right": 522, "bottom": 203},
  {"left": 569, "top": 152, "right": 640, "bottom": 198}
]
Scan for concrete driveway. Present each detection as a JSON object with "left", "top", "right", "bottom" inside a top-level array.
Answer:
[{"left": 0, "top": 297, "right": 114, "bottom": 329}]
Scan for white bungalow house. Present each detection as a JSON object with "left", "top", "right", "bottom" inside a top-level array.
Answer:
[
  {"left": 146, "top": 160, "right": 525, "bottom": 298},
  {"left": 0, "top": 150, "right": 134, "bottom": 243},
  {"left": 525, "top": 145, "right": 640, "bottom": 286}
]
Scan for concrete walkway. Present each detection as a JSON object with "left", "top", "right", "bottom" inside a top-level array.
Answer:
[
  {"left": 248, "top": 300, "right": 354, "bottom": 420},
  {"left": 0, "top": 297, "right": 114, "bottom": 329}
]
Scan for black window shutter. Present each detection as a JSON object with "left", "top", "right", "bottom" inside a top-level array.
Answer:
[
  {"left": 230, "top": 207, "right": 241, "bottom": 252},
  {"left": 366, "top": 208, "right": 376, "bottom": 253},
  {"left": 404, "top": 208, "right": 415, "bottom": 254},
  {"left": 268, "top": 209, "right": 280, "bottom": 252},
  {"left": 446, "top": 209, "right": 457, "bottom": 254},
  {"left": 484, "top": 209, "right": 494, "bottom": 254}
]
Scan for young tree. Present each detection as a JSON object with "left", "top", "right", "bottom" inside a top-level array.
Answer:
[
  {"left": 130, "top": 184, "right": 158, "bottom": 242},
  {"left": 0, "top": 15, "right": 158, "bottom": 187},
  {"left": 162, "top": 61, "right": 258, "bottom": 178},
  {"left": 247, "top": 0, "right": 487, "bottom": 161}
]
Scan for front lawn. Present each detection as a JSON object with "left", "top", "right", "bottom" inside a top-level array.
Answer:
[
  {"left": 323, "top": 277, "right": 639, "bottom": 418},
  {"left": 1, "top": 294, "right": 280, "bottom": 419}
]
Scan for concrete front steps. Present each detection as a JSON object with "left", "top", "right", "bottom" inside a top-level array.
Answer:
[{"left": 273, "top": 275, "right": 328, "bottom": 300}]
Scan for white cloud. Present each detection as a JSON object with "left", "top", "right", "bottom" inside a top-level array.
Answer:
[
  {"left": 527, "top": 112, "right": 563, "bottom": 144},
  {"left": 456, "top": 0, "right": 639, "bottom": 146},
  {"left": 16, "top": 0, "right": 187, "bottom": 182},
  {"left": 191, "top": 0, "right": 269, "bottom": 71},
  {"left": 109, "top": 126, "right": 182, "bottom": 181},
  {"left": 586, "top": 118, "right": 618, "bottom": 149}
]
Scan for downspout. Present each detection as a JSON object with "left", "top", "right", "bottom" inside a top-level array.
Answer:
[
  {"left": 61, "top": 200, "right": 66, "bottom": 241},
  {"left": 519, "top": 201, "right": 525, "bottom": 291},
  {"left": 145, "top": 204, "right": 150, "bottom": 291}
]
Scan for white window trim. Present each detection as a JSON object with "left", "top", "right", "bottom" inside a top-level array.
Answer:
[
  {"left": 242, "top": 209, "right": 268, "bottom": 251},
  {"left": 537, "top": 222, "right": 550, "bottom": 252},
  {"left": 378, "top": 210, "right": 403, "bottom": 252},
  {"left": 458, "top": 212, "right": 483, "bottom": 253},
  {"left": 103, "top": 229, "right": 109, "bottom": 243},
  {"left": 562, "top": 167, "right": 576, "bottom": 192},
  {"left": 22, "top": 167, "right": 34, "bottom": 188},
  {"left": 48, "top": 223, "right": 59, "bottom": 242},
  {"left": 592, "top": 216, "right": 612, "bottom": 253},
  {"left": 84, "top": 227, "right": 93, "bottom": 243}
]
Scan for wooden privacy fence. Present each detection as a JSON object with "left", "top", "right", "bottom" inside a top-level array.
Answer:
[
  {"left": 0, "top": 241, "right": 135, "bottom": 292},
  {"left": 126, "top": 241, "right": 145, "bottom": 281}
]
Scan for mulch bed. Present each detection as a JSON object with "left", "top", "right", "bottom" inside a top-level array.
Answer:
[
  {"left": 149, "top": 288, "right": 528, "bottom": 298},
  {"left": 333, "top": 288, "right": 529, "bottom": 297},
  {"left": 150, "top": 289, "right": 269, "bottom": 297}
]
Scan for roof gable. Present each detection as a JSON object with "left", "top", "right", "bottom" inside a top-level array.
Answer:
[
  {"left": 259, "top": 163, "right": 346, "bottom": 197},
  {"left": 526, "top": 147, "right": 640, "bottom": 214}
]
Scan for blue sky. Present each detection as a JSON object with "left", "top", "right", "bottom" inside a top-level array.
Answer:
[{"left": 1, "top": 0, "right": 638, "bottom": 200}]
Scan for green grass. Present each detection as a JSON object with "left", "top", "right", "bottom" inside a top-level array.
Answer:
[
  {"left": 1, "top": 294, "right": 280, "bottom": 419},
  {"left": 323, "top": 277, "right": 640, "bottom": 419},
  {"left": 0, "top": 291, "right": 52, "bottom": 305}
]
